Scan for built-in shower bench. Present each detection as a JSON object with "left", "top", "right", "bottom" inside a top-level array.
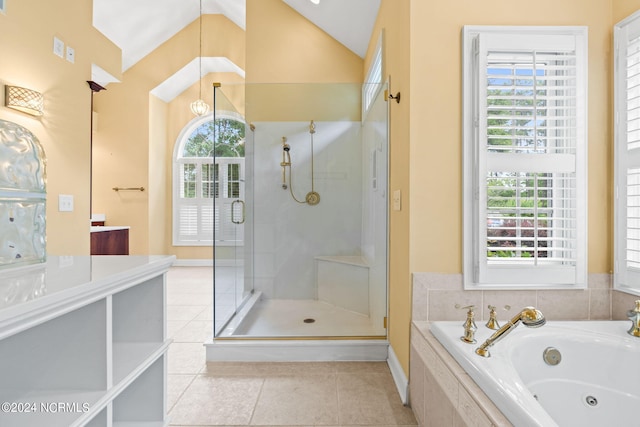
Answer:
[{"left": 315, "top": 255, "right": 370, "bottom": 315}]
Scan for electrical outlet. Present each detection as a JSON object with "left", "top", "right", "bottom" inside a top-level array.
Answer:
[
  {"left": 53, "top": 37, "right": 64, "bottom": 58},
  {"left": 58, "top": 255, "right": 74, "bottom": 268},
  {"left": 58, "top": 194, "right": 74, "bottom": 212},
  {"left": 393, "top": 190, "right": 401, "bottom": 211},
  {"left": 65, "top": 46, "right": 75, "bottom": 63}
]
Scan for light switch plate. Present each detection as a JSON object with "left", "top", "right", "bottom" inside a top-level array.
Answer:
[
  {"left": 53, "top": 37, "right": 64, "bottom": 58},
  {"left": 58, "top": 194, "right": 74, "bottom": 212}
]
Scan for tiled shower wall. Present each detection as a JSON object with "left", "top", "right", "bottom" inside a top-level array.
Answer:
[{"left": 412, "top": 273, "right": 640, "bottom": 323}]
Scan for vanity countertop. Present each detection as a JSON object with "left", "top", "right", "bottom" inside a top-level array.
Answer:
[{"left": 90, "top": 225, "right": 130, "bottom": 232}]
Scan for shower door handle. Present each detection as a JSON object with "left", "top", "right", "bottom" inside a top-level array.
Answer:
[{"left": 231, "top": 199, "right": 245, "bottom": 224}]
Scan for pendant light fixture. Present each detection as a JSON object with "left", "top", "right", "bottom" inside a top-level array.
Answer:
[{"left": 190, "top": 0, "right": 210, "bottom": 116}]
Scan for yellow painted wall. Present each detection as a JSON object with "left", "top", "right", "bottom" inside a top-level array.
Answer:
[
  {"left": 0, "top": 0, "right": 121, "bottom": 255},
  {"left": 149, "top": 94, "right": 169, "bottom": 255},
  {"left": 246, "top": 0, "right": 364, "bottom": 83},
  {"left": 366, "top": 0, "right": 412, "bottom": 375},
  {"left": 614, "top": 0, "right": 640, "bottom": 22}
]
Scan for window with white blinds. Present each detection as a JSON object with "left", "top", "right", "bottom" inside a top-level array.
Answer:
[
  {"left": 615, "top": 11, "right": 640, "bottom": 295},
  {"left": 173, "top": 115, "right": 245, "bottom": 246},
  {"left": 463, "top": 26, "right": 588, "bottom": 289},
  {"left": 363, "top": 32, "right": 384, "bottom": 118}
]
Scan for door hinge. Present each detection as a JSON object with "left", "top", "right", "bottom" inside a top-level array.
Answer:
[{"left": 383, "top": 316, "right": 388, "bottom": 329}]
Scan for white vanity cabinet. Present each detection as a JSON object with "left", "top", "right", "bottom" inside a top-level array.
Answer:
[{"left": 0, "top": 255, "right": 175, "bottom": 427}]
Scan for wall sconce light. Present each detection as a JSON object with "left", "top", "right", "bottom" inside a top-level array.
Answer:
[{"left": 4, "top": 85, "right": 44, "bottom": 116}]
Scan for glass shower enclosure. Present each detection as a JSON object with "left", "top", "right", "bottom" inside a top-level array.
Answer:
[{"left": 213, "top": 82, "right": 388, "bottom": 340}]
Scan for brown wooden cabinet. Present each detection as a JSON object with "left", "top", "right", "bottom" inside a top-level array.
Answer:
[{"left": 91, "top": 227, "right": 129, "bottom": 255}]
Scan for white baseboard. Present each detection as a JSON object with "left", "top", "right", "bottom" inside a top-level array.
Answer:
[{"left": 387, "top": 344, "right": 409, "bottom": 405}]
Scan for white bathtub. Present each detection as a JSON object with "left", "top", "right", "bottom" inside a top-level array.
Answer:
[{"left": 430, "top": 321, "right": 640, "bottom": 427}]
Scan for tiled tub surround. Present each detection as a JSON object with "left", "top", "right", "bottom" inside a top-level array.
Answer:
[
  {"left": 428, "top": 321, "right": 639, "bottom": 427},
  {"left": 410, "top": 272, "right": 640, "bottom": 426},
  {"left": 410, "top": 321, "right": 512, "bottom": 427},
  {"left": 412, "top": 273, "right": 640, "bottom": 323}
]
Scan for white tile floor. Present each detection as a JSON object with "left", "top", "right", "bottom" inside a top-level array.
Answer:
[{"left": 166, "top": 266, "right": 417, "bottom": 426}]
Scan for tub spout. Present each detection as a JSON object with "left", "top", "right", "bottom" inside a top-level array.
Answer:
[
  {"left": 475, "top": 307, "right": 545, "bottom": 358},
  {"left": 627, "top": 300, "right": 640, "bottom": 337}
]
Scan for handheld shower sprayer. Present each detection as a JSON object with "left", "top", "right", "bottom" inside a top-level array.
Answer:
[
  {"left": 474, "top": 307, "right": 545, "bottom": 357},
  {"left": 279, "top": 120, "right": 320, "bottom": 205}
]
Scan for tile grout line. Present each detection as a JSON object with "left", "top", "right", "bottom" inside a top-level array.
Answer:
[
  {"left": 335, "top": 371, "right": 342, "bottom": 427},
  {"left": 247, "top": 376, "right": 266, "bottom": 426},
  {"left": 167, "top": 373, "right": 199, "bottom": 416}
]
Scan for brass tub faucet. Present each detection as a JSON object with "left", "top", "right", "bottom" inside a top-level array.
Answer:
[
  {"left": 627, "top": 300, "right": 640, "bottom": 337},
  {"left": 475, "top": 307, "right": 545, "bottom": 357},
  {"left": 456, "top": 304, "right": 478, "bottom": 344}
]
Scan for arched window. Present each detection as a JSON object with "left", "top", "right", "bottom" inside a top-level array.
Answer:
[{"left": 173, "top": 113, "right": 245, "bottom": 246}]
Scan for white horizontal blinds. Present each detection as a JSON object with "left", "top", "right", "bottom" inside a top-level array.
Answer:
[
  {"left": 626, "top": 34, "right": 640, "bottom": 271},
  {"left": 176, "top": 159, "right": 213, "bottom": 243},
  {"left": 627, "top": 34, "right": 640, "bottom": 151},
  {"left": 363, "top": 34, "right": 383, "bottom": 116},
  {"left": 627, "top": 169, "right": 640, "bottom": 269},
  {"left": 477, "top": 32, "right": 586, "bottom": 286},
  {"left": 618, "top": 20, "right": 640, "bottom": 287},
  {"left": 176, "top": 158, "right": 244, "bottom": 243},
  {"left": 179, "top": 205, "right": 198, "bottom": 237},
  {"left": 178, "top": 163, "right": 197, "bottom": 239}
]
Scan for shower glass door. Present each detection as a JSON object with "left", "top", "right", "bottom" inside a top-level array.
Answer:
[
  {"left": 213, "top": 85, "right": 254, "bottom": 336},
  {"left": 213, "top": 82, "right": 388, "bottom": 339}
]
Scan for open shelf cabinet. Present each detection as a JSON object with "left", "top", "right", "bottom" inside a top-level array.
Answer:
[{"left": 0, "top": 255, "right": 174, "bottom": 427}]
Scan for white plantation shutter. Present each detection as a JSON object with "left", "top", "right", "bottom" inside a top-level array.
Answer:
[
  {"left": 363, "top": 33, "right": 383, "bottom": 117},
  {"left": 464, "top": 27, "right": 588, "bottom": 289},
  {"left": 615, "top": 13, "right": 640, "bottom": 294},
  {"left": 174, "top": 157, "right": 244, "bottom": 245}
]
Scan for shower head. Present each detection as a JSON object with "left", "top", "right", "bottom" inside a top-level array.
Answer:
[
  {"left": 520, "top": 307, "right": 546, "bottom": 328},
  {"left": 282, "top": 136, "right": 290, "bottom": 151}
]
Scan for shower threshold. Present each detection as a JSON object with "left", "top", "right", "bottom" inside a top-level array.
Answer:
[{"left": 207, "top": 292, "right": 388, "bottom": 362}]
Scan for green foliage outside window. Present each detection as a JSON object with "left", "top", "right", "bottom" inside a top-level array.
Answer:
[
  {"left": 183, "top": 118, "right": 245, "bottom": 158},
  {"left": 485, "top": 71, "right": 550, "bottom": 259}
]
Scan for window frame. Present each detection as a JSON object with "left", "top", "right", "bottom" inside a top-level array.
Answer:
[
  {"left": 614, "top": 11, "right": 640, "bottom": 296},
  {"left": 462, "top": 25, "right": 588, "bottom": 290}
]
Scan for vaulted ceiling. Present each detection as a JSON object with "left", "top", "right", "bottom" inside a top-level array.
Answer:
[{"left": 92, "top": 0, "right": 380, "bottom": 101}]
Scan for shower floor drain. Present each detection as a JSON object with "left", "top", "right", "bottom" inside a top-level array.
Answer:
[{"left": 303, "top": 318, "right": 316, "bottom": 324}]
